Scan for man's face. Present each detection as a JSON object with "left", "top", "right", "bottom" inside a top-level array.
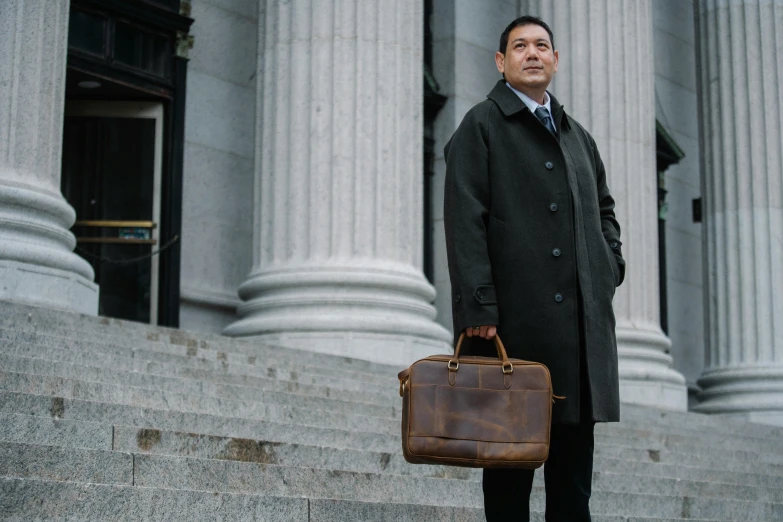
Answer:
[{"left": 496, "top": 24, "right": 558, "bottom": 96}]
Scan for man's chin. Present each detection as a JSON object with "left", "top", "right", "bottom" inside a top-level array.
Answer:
[{"left": 517, "top": 79, "right": 549, "bottom": 90}]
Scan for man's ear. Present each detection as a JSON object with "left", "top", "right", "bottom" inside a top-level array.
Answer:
[
  {"left": 553, "top": 49, "right": 559, "bottom": 73},
  {"left": 495, "top": 52, "right": 505, "bottom": 75}
]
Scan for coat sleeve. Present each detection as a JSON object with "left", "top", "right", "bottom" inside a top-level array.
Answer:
[
  {"left": 443, "top": 106, "right": 499, "bottom": 332},
  {"left": 592, "top": 138, "right": 626, "bottom": 286}
]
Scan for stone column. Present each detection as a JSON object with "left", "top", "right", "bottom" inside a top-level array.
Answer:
[
  {"left": 693, "top": 0, "right": 783, "bottom": 425},
  {"left": 521, "top": 0, "right": 687, "bottom": 409},
  {"left": 224, "top": 0, "right": 451, "bottom": 365},
  {"left": 0, "top": 0, "right": 98, "bottom": 314}
]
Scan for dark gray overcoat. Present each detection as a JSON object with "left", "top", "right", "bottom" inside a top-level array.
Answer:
[{"left": 443, "top": 80, "right": 626, "bottom": 424}]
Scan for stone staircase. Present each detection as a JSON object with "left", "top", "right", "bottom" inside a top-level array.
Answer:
[{"left": 1, "top": 300, "right": 782, "bottom": 521}]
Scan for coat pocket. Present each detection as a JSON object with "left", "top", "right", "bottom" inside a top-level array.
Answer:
[
  {"left": 604, "top": 242, "right": 620, "bottom": 287},
  {"left": 487, "top": 215, "right": 506, "bottom": 262}
]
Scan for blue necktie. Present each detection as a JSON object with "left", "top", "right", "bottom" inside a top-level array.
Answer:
[{"left": 534, "top": 106, "right": 556, "bottom": 135}]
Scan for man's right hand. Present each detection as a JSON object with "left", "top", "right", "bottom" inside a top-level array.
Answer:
[{"left": 465, "top": 325, "right": 497, "bottom": 339}]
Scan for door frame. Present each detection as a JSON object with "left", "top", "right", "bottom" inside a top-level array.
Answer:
[
  {"left": 66, "top": 0, "right": 192, "bottom": 327},
  {"left": 65, "top": 101, "right": 165, "bottom": 325}
]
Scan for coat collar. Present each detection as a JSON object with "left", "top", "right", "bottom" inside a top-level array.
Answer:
[{"left": 487, "top": 79, "right": 570, "bottom": 131}]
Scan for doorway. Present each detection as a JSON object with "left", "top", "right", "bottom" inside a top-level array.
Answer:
[
  {"left": 63, "top": 0, "right": 192, "bottom": 326},
  {"left": 61, "top": 102, "right": 164, "bottom": 324}
]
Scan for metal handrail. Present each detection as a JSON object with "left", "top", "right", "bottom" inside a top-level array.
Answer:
[{"left": 74, "top": 220, "right": 157, "bottom": 229}]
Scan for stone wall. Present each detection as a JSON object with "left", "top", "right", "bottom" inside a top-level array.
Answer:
[
  {"left": 179, "top": 0, "right": 257, "bottom": 332},
  {"left": 651, "top": 0, "right": 705, "bottom": 404}
]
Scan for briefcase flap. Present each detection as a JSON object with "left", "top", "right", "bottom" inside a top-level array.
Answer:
[
  {"left": 407, "top": 357, "right": 552, "bottom": 444},
  {"left": 408, "top": 383, "right": 551, "bottom": 443}
]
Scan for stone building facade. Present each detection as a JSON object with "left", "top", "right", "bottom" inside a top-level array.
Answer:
[{"left": 1, "top": 0, "right": 781, "bottom": 425}]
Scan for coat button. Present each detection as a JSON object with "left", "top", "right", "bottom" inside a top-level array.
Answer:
[
  {"left": 552, "top": 248, "right": 561, "bottom": 257},
  {"left": 611, "top": 242, "right": 619, "bottom": 250},
  {"left": 554, "top": 293, "right": 563, "bottom": 303},
  {"left": 476, "top": 291, "right": 484, "bottom": 300},
  {"left": 454, "top": 294, "right": 461, "bottom": 303},
  {"left": 549, "top": 203, "right": 558, "bottom": 212},
  {"left": 545, "top": 161, "right": 554, "bottom": 170}
]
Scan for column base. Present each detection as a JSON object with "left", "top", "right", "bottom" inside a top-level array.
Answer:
[
  {"left": 0, "top": 260, "right": 98, "bottom": 315},
  {"left": 0, "top": 182, "right": 98, "bottom": 315},
  {"left": 617, "top": 323, "right": 688, "bottom": 411},
  {"left": 695, "top": 411, "right": 783, "bottom": 428},
  {"left": 223, "top": 260, "right": 452, "bottom": 366},
  {"left": 693, "top": 366, "right": 783, "bottom": 425}
]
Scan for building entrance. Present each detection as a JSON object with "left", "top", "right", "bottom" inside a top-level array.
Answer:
[
  {"left": 60, "top": 0, "right": 192, "bottom": 325},
  {"left": 62, "top": 103, "right": 164, "bottom": 324}
]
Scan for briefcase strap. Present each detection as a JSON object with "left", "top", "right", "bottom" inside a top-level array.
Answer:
[
  {"left": 451, "top": 333, "right": 512, "bottom": 372},
  {"left": 397, "top": 335, "right": 566, "bottom": 400}
]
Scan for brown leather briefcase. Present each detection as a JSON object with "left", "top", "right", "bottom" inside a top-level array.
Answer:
[{"left": 398, "top": 333, "right": 559, "bottom": 469}]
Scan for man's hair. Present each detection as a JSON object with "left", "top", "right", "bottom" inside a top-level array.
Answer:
[{"left": 499, "top": 15, "right": 555, "bottom": 54}]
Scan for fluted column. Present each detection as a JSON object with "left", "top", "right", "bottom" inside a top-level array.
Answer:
[
  {"left": 0, "top": 0, "right": 98, "bottom": 314},
  {"left": 224, "top": 0, "right": 451, "bottom": 365},
  {"left": 693, "top": 0, "right": 783, "bottom": 424},
  {"left": 521, "top": 0, "right": 687, "bottom": 409}
]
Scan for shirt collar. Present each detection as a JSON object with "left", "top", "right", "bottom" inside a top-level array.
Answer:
[{"left": 505, "top": 82, "right": 553, "bottom": 119}]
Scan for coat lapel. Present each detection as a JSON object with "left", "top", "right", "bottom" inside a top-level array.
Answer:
[
  {"left": 487, "top": 80, "right": 571, "bottom": 135},
  {"left": 549, "top": 93, "right": 571, "bottom": 133},
  {"left": 487, "top": 80, "right": 528, "bottom": 117}
]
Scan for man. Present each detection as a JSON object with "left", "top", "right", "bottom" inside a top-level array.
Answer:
[{"left": 443, "top": 16, "right": 625, "bottom": 522}]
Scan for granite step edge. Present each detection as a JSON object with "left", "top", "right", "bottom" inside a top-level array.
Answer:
[
  {"left": 5, "top": 369, "right": 783, "bottom": 461},
  {"left": 0, "top": 327, "right": 399, "bottom": 385},
  {"left": 5, "top": 445, "right": 762, "bottom": 512},
  {"left": 0, "top": 369, "right": 397, "bottom": 429},
  {"left": 0, "top": 476, "right": 735, "bottom": 522},
  {"left": 4, "top": 389, "right": 783, "bottom": 472},
  {"left": 0, "top": 349, "right": 394, "bottom": 409},
  {"left": 4, "top": 406, "right": 783, "bottom": 485},
  {"left": 0, "top": 338, "right": 393, "bottom": 393},
  {"left": 2, "top": 358, "right": 782, "bottom": 455}
]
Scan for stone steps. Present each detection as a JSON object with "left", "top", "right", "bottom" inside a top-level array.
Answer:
[
  {"left": 4, "top": 317, "right": 782, "bottom": 440},
  {"left": 4, "top": 324, "right": 783, "bottom": 445},
  {"left": 0, "top": 477, "right": 308, "bottom": 522},
  {"left": 0, "top": 327, "right": 394, "bottom": 393},
  {"left": 0, "top": 394, "right": 397, "bottom": 453},
  {"left": 3, "top": 342, "right": 781, "bottom": 450},
  {"left": 0, "top": 368, "right": 396, "bottom": 432},
  {"left": 3, "top": 366, "right": 783, "bottom": 475},
  {"left": 20, "top": 410, "right": 783, "bottom": 489},
  {"left": 1, "top": 477, "right": 731, "bottom": 522},
  {"left": 2, "top": 332, "right": 781, "bottom": 436},
  {"left": 0, "top": 350, "right": 393, "bottom": 415},
  {"left": 0, "top": 303, "right": 400, "bottom": 376},
  {"left": 5, "top": 393, "right": 783, "bottom": 487},
  {"left": 3, "top": 301, "right": 783, "bottom": 520},
  {"left": 4, "top": 441, "right": 783, "bottom": 518},
  {"left": 3, "top": 357, "right": 783, "bottom": 466}
]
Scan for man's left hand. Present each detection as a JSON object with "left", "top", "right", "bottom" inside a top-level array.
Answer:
[{"left": 466, "top": 325, "right": 497, "bottom": 339}]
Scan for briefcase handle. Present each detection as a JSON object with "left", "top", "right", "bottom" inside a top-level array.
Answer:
[{"left": 450, "top": 333, "right": 513, "bottom": 375}]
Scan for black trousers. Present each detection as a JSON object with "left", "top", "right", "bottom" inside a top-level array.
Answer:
[{"left": 482, "top": 423, "right": 595, "bottom": 521}]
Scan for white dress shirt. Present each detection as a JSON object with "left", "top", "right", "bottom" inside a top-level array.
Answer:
[{"left": 505, "top": 82, "right": 556, "bottom": 132}]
